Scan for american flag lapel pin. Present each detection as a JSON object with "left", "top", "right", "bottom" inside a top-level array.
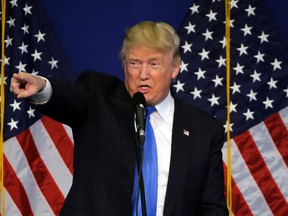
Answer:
[{"left": 183, "top": 129, "right": 190, "bottom": 136}]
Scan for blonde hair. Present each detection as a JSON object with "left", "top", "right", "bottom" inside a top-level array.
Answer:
[{"left": 119, "top": 21, "right": 181, "bottom": 65}]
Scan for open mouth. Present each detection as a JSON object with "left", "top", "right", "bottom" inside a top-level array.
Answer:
[{"left": 138, "top": 85, "right": 150, "bottom": 93}]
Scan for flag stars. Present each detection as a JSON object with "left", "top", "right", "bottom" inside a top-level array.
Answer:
[
  {"left": 194, "top": 68, "right": 206, "bottom": 80},
  {"left": 227, "top": 101, "right": 237, "bottom": 113},
  {"left": 216, "top": 55, "right": 226, "bottom": 68},
  {"left": 181, "top": 41, "right": 192, "bottom": 53},
  {"left": 10, "top": 99, "right": 22, "bottom": 112},
  {"left": 223, "top": 19, "right": 235, "bottom": 28},
  {"left": 0, "top": 76, "right": 8, "bottom": 85},
  {"left": 27, "top": 106, "right": 36, "bottom": 118},
  {"left": 7, "top": 118, "right": 19, "bottom": 131},
  {"left": 258, "top": 31, "right": 269, "bottom": 43},
  {"left": 224, "top": 121, "right": 234, "bottom": 133},
  {"left": 173, "top": 80, "right": 185, "bottom": 93},
  {"left": 243, "top": 108, "right": 254, "bottom": 121},
  {"left": 254, "top": 51, "right": 265, "bottom": 63},
  {"left": 246, "top": 89, "right": 258, "bottom": 102},
  {"left": 230, "top": 82, "right": 241, "bottom": 94},
  {"left": 219, "top": 36, "right": 226, "bottom": 49},
  {"left": 233, "top": 63, "right": 244, "bottom": 75},
  {"left": 230, "top": 0, "right": 239, "bottom": 9},
  {"left": 212, "top": 75, "right": 223, "bottom": 87},
  {"left": 202, "top": 29, "right": 213, "bottom": 41},
  {"left": 23, "top": 3, "right": 33, "bottom": 15},
  {"left": 208, "top": 94, "right": 220, "bottom": 107},
  {"left": 250, "top": 70, "right": 261, "bottom": 83},
  {"left": 31, "top": 49, "right": 42, "bottom": 62},
  {"left": 21, "top": 23, "right": 30, "bottom": 35},
  {"left": 237, "top": 43, "right": 248, "bottom": 56},
  {"left": 31, "top": 69, "right": 39, "bottom": 75},
  {"left": 245, "top": 4, "right": 256, "bottom": 16},
  {"left": 189, "top": 3, "right": 200, "bottom": 15},
  {"left": 6, "top": 16, "right": 16, "bottom": 28},
  {"left": 184, "top": 22, "right": 196, "bottom": 34},
  {"left": 267, "top": 78, "right": 278, "bottom": 90},
  {"left": 10, "top": 0, "right": 18, "bottom": 8},
  {"left": 190, "top": 87, "right": 202, "bottom": 99},
  {"left": 48, "top": 57, "right": 59, "bottom": 69},
  {"left": 0, "top": 55, "right": 11, "bottom": 66},
  {"left": 283, "top": 86, "right": 288, "bottom": 97},
  {"left": 34, "top": 31, "right": 46, "bottom": 42},
  {"left": 205, "top": 10, "right": 217, "bottom": 22},
  {"left": 198, "top": 48, "right": 210, "bottom": 61},
  {"left": 15, "top": 61, "right": 27, "bottom": 72},
  {"left": 4, "top": 36, "right": 13, "bottom": 48},
  {"left": 262, "top": 97, "right": 274, "bottom": 109},
  {"left": 271, "top": 58, "right": 282, "bottom": 71},
  {"left": 18, "top": 42, "right": 28, "bottom": 54},
  {"left": 180, "top": 61, "right": 189, "bottom": 73},
  {"left": 241, "top": 24, "right": 252, "bottom": 36}
]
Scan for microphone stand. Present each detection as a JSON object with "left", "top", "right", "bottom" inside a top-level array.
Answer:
[{"left": 135, "top": 134, "right": 147, "bottom": 216}]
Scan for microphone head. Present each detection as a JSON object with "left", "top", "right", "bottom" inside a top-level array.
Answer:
[{"left": 132, "top": 92, "right": 146, "bottom": 107}]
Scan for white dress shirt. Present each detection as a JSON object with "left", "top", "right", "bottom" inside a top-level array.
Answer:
[{"left": 153, "top": 93, "right": 174, "bottom": 216}]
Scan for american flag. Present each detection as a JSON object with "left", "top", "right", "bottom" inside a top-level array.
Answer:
[
  {"left": 1, "top": 0, "right": 76, "bottom": 215},
  {"left": 174, "top": 0, "right": 288, "bottom": 215}
]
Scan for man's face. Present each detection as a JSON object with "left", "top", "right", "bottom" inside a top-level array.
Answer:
[{"left": 124, "top": 46, "right": 180, "bottom": 106}]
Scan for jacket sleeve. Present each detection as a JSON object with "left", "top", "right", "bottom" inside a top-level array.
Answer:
[{"left": 32, "top": 70, "right": 120, "bottom": 126}]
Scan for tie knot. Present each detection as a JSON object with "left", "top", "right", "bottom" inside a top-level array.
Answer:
[{"left": 145, "top": 106, "right": 156, "bottom": 117}]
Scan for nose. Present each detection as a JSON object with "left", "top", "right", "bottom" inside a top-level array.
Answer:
[{"left": 139, "top": 64, "right": 149, "bottom": 80}]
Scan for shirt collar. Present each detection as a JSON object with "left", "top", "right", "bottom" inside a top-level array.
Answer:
[{"left": 154, "top": 91, "right": 174, "bottom": 120}]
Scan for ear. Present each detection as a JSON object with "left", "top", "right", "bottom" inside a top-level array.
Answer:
[{"left": 171, "top": 63, "right": 180, "bottom": 79}]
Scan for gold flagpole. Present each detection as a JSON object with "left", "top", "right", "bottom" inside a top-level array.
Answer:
[{"left": 225, "top": 0, "right": 232, "bottom": 215}]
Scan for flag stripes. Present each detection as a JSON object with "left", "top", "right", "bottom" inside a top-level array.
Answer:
[
  {"left": 4, "top": 156, "right": 34, "bottom": 216},
  {"left": 222, "top": 107, "right": 288, "bottom": 216},
  {"left": 223, "top": 139, "right": 273, "bottom": 215},
  {"left": 41, "top": 116, "right": 74, "bottom": 175},
  {"left": 234, "top": 131, "right": 287, "bottom": 216},
  {"left": 5, "top": 136, "right": 55, "bottom": 215},
  {"left": 30, "top": 118, "right": 73, "bottom": 195},
  {"left": 16, "top": 127, "right": 65, "bottom": 215},
  {"left": 250, "top": 122, "right": 288, "bottom": 202},
  {"left": 264, "top": 113, "right": 288, "bottom": 166},
  {"left": 223, "top": 164, "right": 253, "bottom": 216},
  {"left": 279, "top": 107, "right": 288, "bottom": 128},
  {"left": 4, "top": 117, "right": 73, "bottom": 215}
]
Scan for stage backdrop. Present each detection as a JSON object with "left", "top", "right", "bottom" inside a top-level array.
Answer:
[{"left": 39, "top": 0, "right": 288, "bottom": 79}]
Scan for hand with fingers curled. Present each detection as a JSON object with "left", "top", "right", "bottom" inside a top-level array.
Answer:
[{"left": 10, "top": 72, "right": 46, "bottom": 99}]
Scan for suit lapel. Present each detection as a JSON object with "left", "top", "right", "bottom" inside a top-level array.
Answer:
[
  {"left": 163, "top": 101, "right": 195, "bottom": 216},
  {"left": 113, "top": 84, "right": 136, "bottom": 182}
]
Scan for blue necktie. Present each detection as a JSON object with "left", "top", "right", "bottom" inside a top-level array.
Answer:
[{"left": 132, "top": 106, "right": 158, "bottom": 216}]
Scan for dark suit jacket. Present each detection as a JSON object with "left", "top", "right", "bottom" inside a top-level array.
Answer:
[{"left": 36, "top": 71, "right": 228, "bottom": 216}]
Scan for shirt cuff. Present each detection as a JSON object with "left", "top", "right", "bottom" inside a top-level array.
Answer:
[{"left": 29, "top": 76, "right": 52, "bottom": 105}]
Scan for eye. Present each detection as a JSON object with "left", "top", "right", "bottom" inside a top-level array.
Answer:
[
  {"left": 150, "top": 61, "right": 162, "bottom": 69},
  {"left": 128, "top": 60, "right": 141, "bottom": 69}
]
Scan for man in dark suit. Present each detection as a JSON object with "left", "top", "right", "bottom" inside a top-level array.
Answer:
[{"left": 10, "top": 21, "right": 228, "bottom": 215}]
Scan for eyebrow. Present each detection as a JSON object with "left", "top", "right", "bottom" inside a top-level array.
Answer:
[{"left": 126, "top": 55, "right": 163, "bottom": 62}]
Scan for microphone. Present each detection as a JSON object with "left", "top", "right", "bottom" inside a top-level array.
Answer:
[{"left": 132, "top": 92, "right": 146, "bottom": 145}]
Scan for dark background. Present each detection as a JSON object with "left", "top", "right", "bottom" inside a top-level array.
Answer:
[{"left": 40, "top": 0, "right": 288, "bottom": 80}]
